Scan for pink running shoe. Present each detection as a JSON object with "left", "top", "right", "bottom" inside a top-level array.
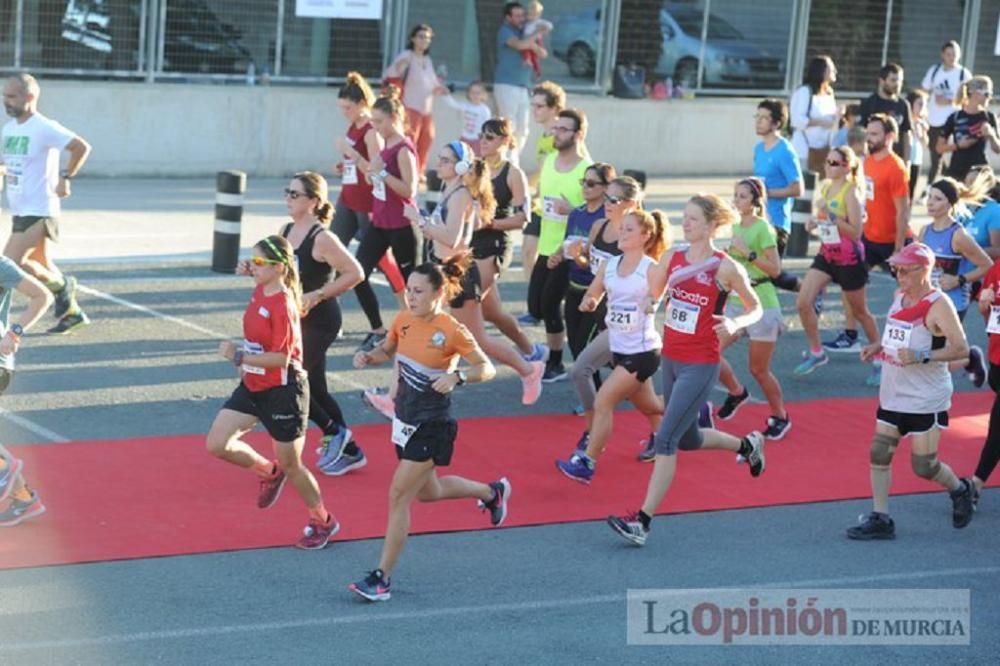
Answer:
[{"left": 521, "top": 361, "right": 545, "bottom": 405}]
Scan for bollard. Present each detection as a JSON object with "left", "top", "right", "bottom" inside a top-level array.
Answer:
[
  {"left": 787, "top": 170, "right": 815, "bottom": 258},
  {"left": 623, "top": 169, "right": 647, "bottom": 191},
  {"left": 212, "top": 170, "right": 246, "bottom": 273}
]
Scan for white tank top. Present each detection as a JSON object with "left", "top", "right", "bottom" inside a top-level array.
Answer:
[
  {"left": 879, "top": 289, "right": 953, "bottom": 414},
  {"left": 603, "top": 254, "right": 661, "bottom": 354}
]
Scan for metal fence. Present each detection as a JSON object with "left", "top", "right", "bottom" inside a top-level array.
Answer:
[{"left": 0, "top": 0, "right": 993, "bottom": 96}]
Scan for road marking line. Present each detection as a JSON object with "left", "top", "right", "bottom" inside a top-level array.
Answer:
[
  {"left": 0, "top": 406, "right": 70, "bottom": 443},
  {"left": 1, "top": 565, "right": 996, "bottom": 651}
]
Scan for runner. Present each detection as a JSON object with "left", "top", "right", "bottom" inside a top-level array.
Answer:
[
  {"left": 276, "top": 172, "right": 371, "bottom": 476},
  {"left": 333, "top": 71, "right": 406, "bottom": 351},
  {"left": 848, "top": 242, "right": 976, "bottom": 539},
  {"left": 970, "top": 261, "right": 1000, "bottom": 505},
  {"left": 794, "top": 147, "right": 879, "bottom": 377},
  {"left": 527, "top": 108, "right": 590, "bottom": 381},
  {"left": 349, "top": 258, "right": 508, "bottom": 602},
  {"left": 473, "top": 117, "right": 548, "bottom": 364},
  {"left": 555, "top": 208, "right": 669, "bottom": 483},
  {"left": 918, "top": 175, "right": 993, "bottom": 386},
  {"left": 207, "top": 235, "right": 338, "bottom": 550},
  {"left": 935, "top": 75, "right": 999, "bottom": 182},
  {"left": 407, "top": 140, "right": 544, "bottom": 404},
  {"left": 0, "top": 256, "right": 54, "bottom": 526},
  {"left": 718, "top": 177, "right": 790, "bottom": 439},
  {"left": 607, "top": 194, "right": 767, "bottom": 546},
  {"left": 1, "top": 73, "right": 91, "bottom": 334}
]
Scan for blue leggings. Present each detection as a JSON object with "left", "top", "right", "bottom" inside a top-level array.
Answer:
[{"left": 653, "top": 357, "right": 719, "bottom": 455}]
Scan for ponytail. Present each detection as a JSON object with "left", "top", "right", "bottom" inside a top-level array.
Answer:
[
  {"left": 463, "top": 158, "right": 497, "bottom": 226},
  {"left": 413, "top": 254, "right": 470, "bottom": 302},
  {"left": 256, "top": 235, "right": 302, "bottom": 312},
  {"left": 292, "top": 171, "right": 334, "bottom": 227},
  {"left": 737, "top": 176, "right": 768, "bottom": 218},
  {"left": 374, "top": 85, "right": 404, "bottom": 119},
  {"left": 633, "top": 209, "right": 671, "bottom": 260},
  {"left": 689, "top": 193, "right": 739, "bottom": 233},
  {"left": 339, "top": 71, "right": 376, "bottom": 108}
]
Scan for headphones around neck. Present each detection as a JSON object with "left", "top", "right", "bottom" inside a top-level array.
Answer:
[{"left": 449, "top": 141, "right": 472, "bottom": 176}]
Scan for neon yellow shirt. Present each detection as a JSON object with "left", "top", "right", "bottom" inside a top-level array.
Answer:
[{"left": 537, "top": 152, "right": 591, "bottom": 256}]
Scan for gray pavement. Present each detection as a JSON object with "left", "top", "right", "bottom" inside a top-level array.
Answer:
[{"left": 0, "top": 177, "right": 997, "bottom": 664}]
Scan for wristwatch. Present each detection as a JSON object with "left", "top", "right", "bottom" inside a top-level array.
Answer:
[
  {"left": 957, "top": 274, "right": 968, "bottom": 287},
  {"left": 233, "top": 349, "right": 244, "bottom": 367},
  {"left": 9, "top": 323, "right": 23, "bottom": 338},
  {"left": 746, "top": 251, "right": 758, "bottom": 262},
  {"left": 378, "top": 168, "right": 389, "bottom": 180},
  {"left": 454, "top": 370, "right": 467, "bottom": 385}
]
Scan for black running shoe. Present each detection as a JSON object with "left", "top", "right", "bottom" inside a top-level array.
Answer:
[
  {"left": 966, "top": 346, "right": 987, "bottom": 389},
  {"left": 47, "top": 311, "right": 90, "bottom": 335},
  {"left": 542, "top": 364, "right": 567, "bottom": 383},
  {"left": 762, "top": 415, "right": 791, "bottom": 441},
  {"left": 607, "top": 512, "right": 648, "bottom": 546},
  {"left": 356, "top": 331, "right": 386, "bottom": 354},
  {"left": 742, "top": 431, "right": 765, "bottom": 477},
  {"left": 717, "top": 388, "right": 750, "bottom": 420},
  {"left": 951, "top": 478, "right": 975, "bottom": 529},
  {"left": 53, "top": 275, "right": 78, "bottom": 319},
  {"left": 478, "top": 477, "right": 511, "bottom": 527},
  {"left": 349, "top": 569, "right": 391, "bottom": 602},
  {"left": 846, "top": 512, "right": 896, "bottom": 540}
]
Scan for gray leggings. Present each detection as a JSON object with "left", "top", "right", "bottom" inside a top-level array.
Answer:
[
  {"left": 654, "top": 356, "right": 719, "bottom": 456},
  {"left": 571, "top": 329, "right": 612, "bottom": 411}
]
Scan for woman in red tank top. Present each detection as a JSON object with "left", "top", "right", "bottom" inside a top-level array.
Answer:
[{"left": 607, "top": 194, "right": 769, "bottom": 547}]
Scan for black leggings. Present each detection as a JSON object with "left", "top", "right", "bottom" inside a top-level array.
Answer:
[
  {"left": 564, "top": 284, "right": 606, "bottom": 359},
  {"left": 355, "top": 224, "right": 420, "bottom": 330},
  {"left": 908, "top": 164, "right": 921, "bottom": 202},
  {"left": 773, "top": 227, "right": 800, "bottom": 292},
  {"left": 302, "top": 302, "right": 346, "bottom": 434},
  {"left": 527, "top": 257, "right": 569, "bottom": 334},
  {"left": 975, "top": 362, "right": 1000, "bottom": 482},
  {"left": 331, "top": 201, "right": 385, "bottom": 331}
]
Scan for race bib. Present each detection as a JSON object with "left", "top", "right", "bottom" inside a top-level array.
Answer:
[
  {"left": 5, "top": 162, "right": 22, "bottom": 194},
  {"left": 930, "top": 267, "right": 943, "bottom": 289},
  {"left": 988, "top": 306, "right": 1000, "bottom": 335},
  {"left": 666, "top": 300, "right": 699, "bottom": 335},
  {"left": 818, "top": 221, "right": 841, "bottom": 245},
  {"left": 881, "top": 319, "right": 913, "bottom": 350},
  {"left": 342, "top": 160, "right": 358, "bottom": 185},
  {"left": 542, "top": 196, "right": 567, "bottom": 221},
  {"left": 241, "top": 340, "right": 266, "bottom": 376},
  {"left": 590, "top": 247, "right": 612, "bottom": 276},
  {"left": 391, "top": 417, "right": 418, "bottom": 447},
  {"left": 607, "top": 303, "right": 639, "bottom": 333},
  {"left": 373, "top": 176, "right": 386, "bottom": 201}
]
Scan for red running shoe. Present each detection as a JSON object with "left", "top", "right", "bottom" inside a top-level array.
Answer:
[
  {"left": 296, "top": 515, "right": 340, "bottom": 550},
  {"left": 257, "top": 468, "right": 287, "bottom": 509}
]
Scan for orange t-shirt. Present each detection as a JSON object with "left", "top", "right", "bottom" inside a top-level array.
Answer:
[{"left": 862, "top": 151, "right": 910, "bottom": 244}]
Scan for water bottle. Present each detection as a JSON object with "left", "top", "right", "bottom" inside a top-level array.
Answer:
[{"left": 245, "top": 61, "right": 256, "bottom": 86}]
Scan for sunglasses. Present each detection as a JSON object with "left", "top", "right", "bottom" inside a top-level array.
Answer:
[
  {"left": 604, "top": 193, "right": 625, "bottom": 205},
  {"left": 580, "top": 178, "right": 605, "bottom": 188},
  {"left": 480, "top": 132, "right": 504, "bottom": 141},
  {"left": 826, "top": 159, "right": 846, "bottom": 167},
  {"left": 250, "top": 256, "right": 283, "bottom": 266},
  {"left": 284, "top": 188, "right": 309, "bottom": 200}
]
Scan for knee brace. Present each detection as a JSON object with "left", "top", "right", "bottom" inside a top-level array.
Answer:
[
  {"left": 869, "top": 432, "right": 899, "bottom": 466},
  {"left": 911, "top": 452, "right": 942, "bottom": 480}
]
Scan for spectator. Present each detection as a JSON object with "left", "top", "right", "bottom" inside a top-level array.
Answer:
[
  {"left": 521, "top": 1, "right": 553, "bottom": 80},
  {"left": 442, "top": 81, "right": 493, "bottom": 156},
  {"left": 494, "top": 2, "right": 544, "bottom": 166},
  {"left": 859, "top": 63, "right": 913, "bottom": 162},
  {"left": 920, "top": 40, "right": 972, "bottom": 201},
  {"left": 936, "top": 76, "right": 1000, "bottom": 182},
  {"left": 790, "top": 55, "right": 840, "bottom": 173},
  {"left": 833, "top": 103, "right": 861, "bottom": 147},
  {"left": 383, "top": 24, "right": 448, "bottom": 181}
]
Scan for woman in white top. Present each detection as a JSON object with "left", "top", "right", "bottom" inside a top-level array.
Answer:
[
  {"left": 555, "top": 209, "right": 670, "bottom": 484},
  {"left": 790, "top": 55, "right": 840, "bottom": 173}
]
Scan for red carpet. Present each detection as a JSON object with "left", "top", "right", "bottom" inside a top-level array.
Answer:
[{"left": 2, "top": 392, "right": 996, "bottom": 570}]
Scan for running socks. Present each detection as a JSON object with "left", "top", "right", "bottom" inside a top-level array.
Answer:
[
  {"left": 637, "top": 510, "right": 652, "bottom": 531},
  {"left": 548, "top": 347, "right": 563, "bottom": 368}
]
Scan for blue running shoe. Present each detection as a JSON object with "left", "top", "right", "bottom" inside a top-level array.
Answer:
[
  {"left": 813, "top": 288, "right": 825, "bottom": 317},
  {"left": 478, "top": 477, "right": 511, "bottom": 526},
  {"left": 793, "top": 351, "right": 828, "bottom": 375},
  {"left": 316, "top": 427, "right": 352, "bottom": 465},
  {"left": 555, "top": 454, "right": 594, "bottom": 484},
  {"left": 0, "top": 456, "right": 24, "bottom": 504},
  {"left": 574, "top": 431, "right": 590, "bottom": 454},
  {"left": 0, "top": 490, "right": 46, "bottom": 527},
  {"left": 637, "top": 433, "right": 656, "bottom": 462},
  {"left": 522, "top": 342, "right": 549, "bottom": 363},
  {"left": 698, "top": 401, "right": 714, "bottom": 429},
  {"left": 517, "top": 313, "right": 540, "bottom": 326},
  {"left": 350, "top": 569, "right": 391, "bottom": 602},
  {"left": 823, "top": 330, "right": 861, "bottom": 354},
  {"left": 322, "top": 449, "right": 367, "bottom": 477}
]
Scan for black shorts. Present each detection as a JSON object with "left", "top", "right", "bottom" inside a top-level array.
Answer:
[
  {"left": 470, "top": 229, "right": 513, "bottom": 272},
  {"left": 395, "top": 418, "right": 458, "bottom": 466},
  {"left": 876, "top": 407, "right": 950, "bottom": 437},
  {"left": 862, "top": 237, "right": 896, "bottom": 270},
  {"left": 12, "top": 216, "right": 59, "bottom": 241},
  {"left": 524, "top": 212, "right": 541, "bottom": 237},
  {"left": 0, "top": 368, "right": 12, "bottom": 395},
  {"left": 810, "top": 253, "right": 868, "bottom": 292},
  {"left": 612, "top": 350, "right": 660, "bottom": 382},
  {"left": 448, "top": 260, "right": 482, "bottom": 309},
  {"left": 223, "top": 372, "right": 309, "bottom": 442}
]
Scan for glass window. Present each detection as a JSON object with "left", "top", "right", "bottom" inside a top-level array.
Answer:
[
  {"left": 20, "top": 0, "right": 145, "bottom": 73},
  {"left": 160, "top": 0, "right": 264, "bottom": 75},
  {"left": 972, "top": 0, "right": 1000, "bottom": 89},
  {"left": 279, "top": 0, "right": 382, "bottom": 79},
  {"left": 885, "top": 0, "right": 967, "bottom": 97}
]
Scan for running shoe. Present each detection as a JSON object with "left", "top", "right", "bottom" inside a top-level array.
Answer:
[
  {"left": 823, "top": 330, "right": 861, "bottom": 354},
  {"left": 356, "top": 331, "right": 386, "bottom": 354},
  {"left": 813, "top": 288, "right": 825, "bottom": 317},
  {"left": 53, "top": 275, "right": 78, "bottom": 319},
  {"left": 542, "top": 363, "right": 567, "bottom": 383},
  {"left": 972, "top": 481, "right": 981, "bottom": 511},
  {"left": 316, "top": 426, "right": 352, "bottom": 462},
  {"left": 517, "top": 313, "right": 541, "bottom": 326},
  {"left": 47, "top": 311, "right": 90, "bottom": 335},
  {"left": 697, "top": 401, "right": 714, "bottom": 429},
  {"left": 295, "top": 515, "right": 340, "bottom": 550},
  {"left": 0, "top": 456, "right": 24, "bottom": 504},
  {"left": 522, "top": 342, "right": 550, "bottom": 363},
  {"left": 362, "top": 387, "right": 395, "bottom": 420},
  {"left": 350, "top": 569, "right": 392, "bottom": 602},
  {"left": 607, "top": 512, "right": 648, "bottom": 546},
  {"left": 521, "top": 361, "right": 545, "bottom": 405},
  {"left": 966, "top": 345, "right": 987, "bottom": 388},
  {"left": 742, "top": 431, "right": 766, "bottom": 477},
  {"left": 257, "top": 467, "right": 287, "bottom": 509},
  {"left": 322, "top": 449, "right": 367, "bottom": 477},
  {"left": 555, "top": 454, "right": 594, "bottom": 484},
  {"left": 762, "top": 415, "right": 792, "bottom": 441},
  {"left": 951, "top": 478, "right": 975, "bottom": 529},
  {"left": 717, "top": 388, "right": 750, "bottom": 420},
  {"left": 572, "top": 403, "right": 585, "bottom": 416},
  {"left": 478, "top": 477, "right": 511, "bottom": 527},
  {"left": 865, "top": 364, "right": 882, "bottom": 387},
  {"left": 0, "top": 490, "right": 46, "bottom": 527},
  {"left": 637, "top": 433, "right": 656, "bottom": 462},
  {"left": 793, "top": 350, "right": 828, "bottom": 375},
  {"left": 846, "top": 512, "right": 896, "bottom": 540},
  {"left": 574, "top": 431, "right": 590, "bottom": 455}
]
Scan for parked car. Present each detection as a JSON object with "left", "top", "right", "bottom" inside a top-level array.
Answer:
[{"left": 551, "top": 3, "right": 785, "bottom": 89}]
